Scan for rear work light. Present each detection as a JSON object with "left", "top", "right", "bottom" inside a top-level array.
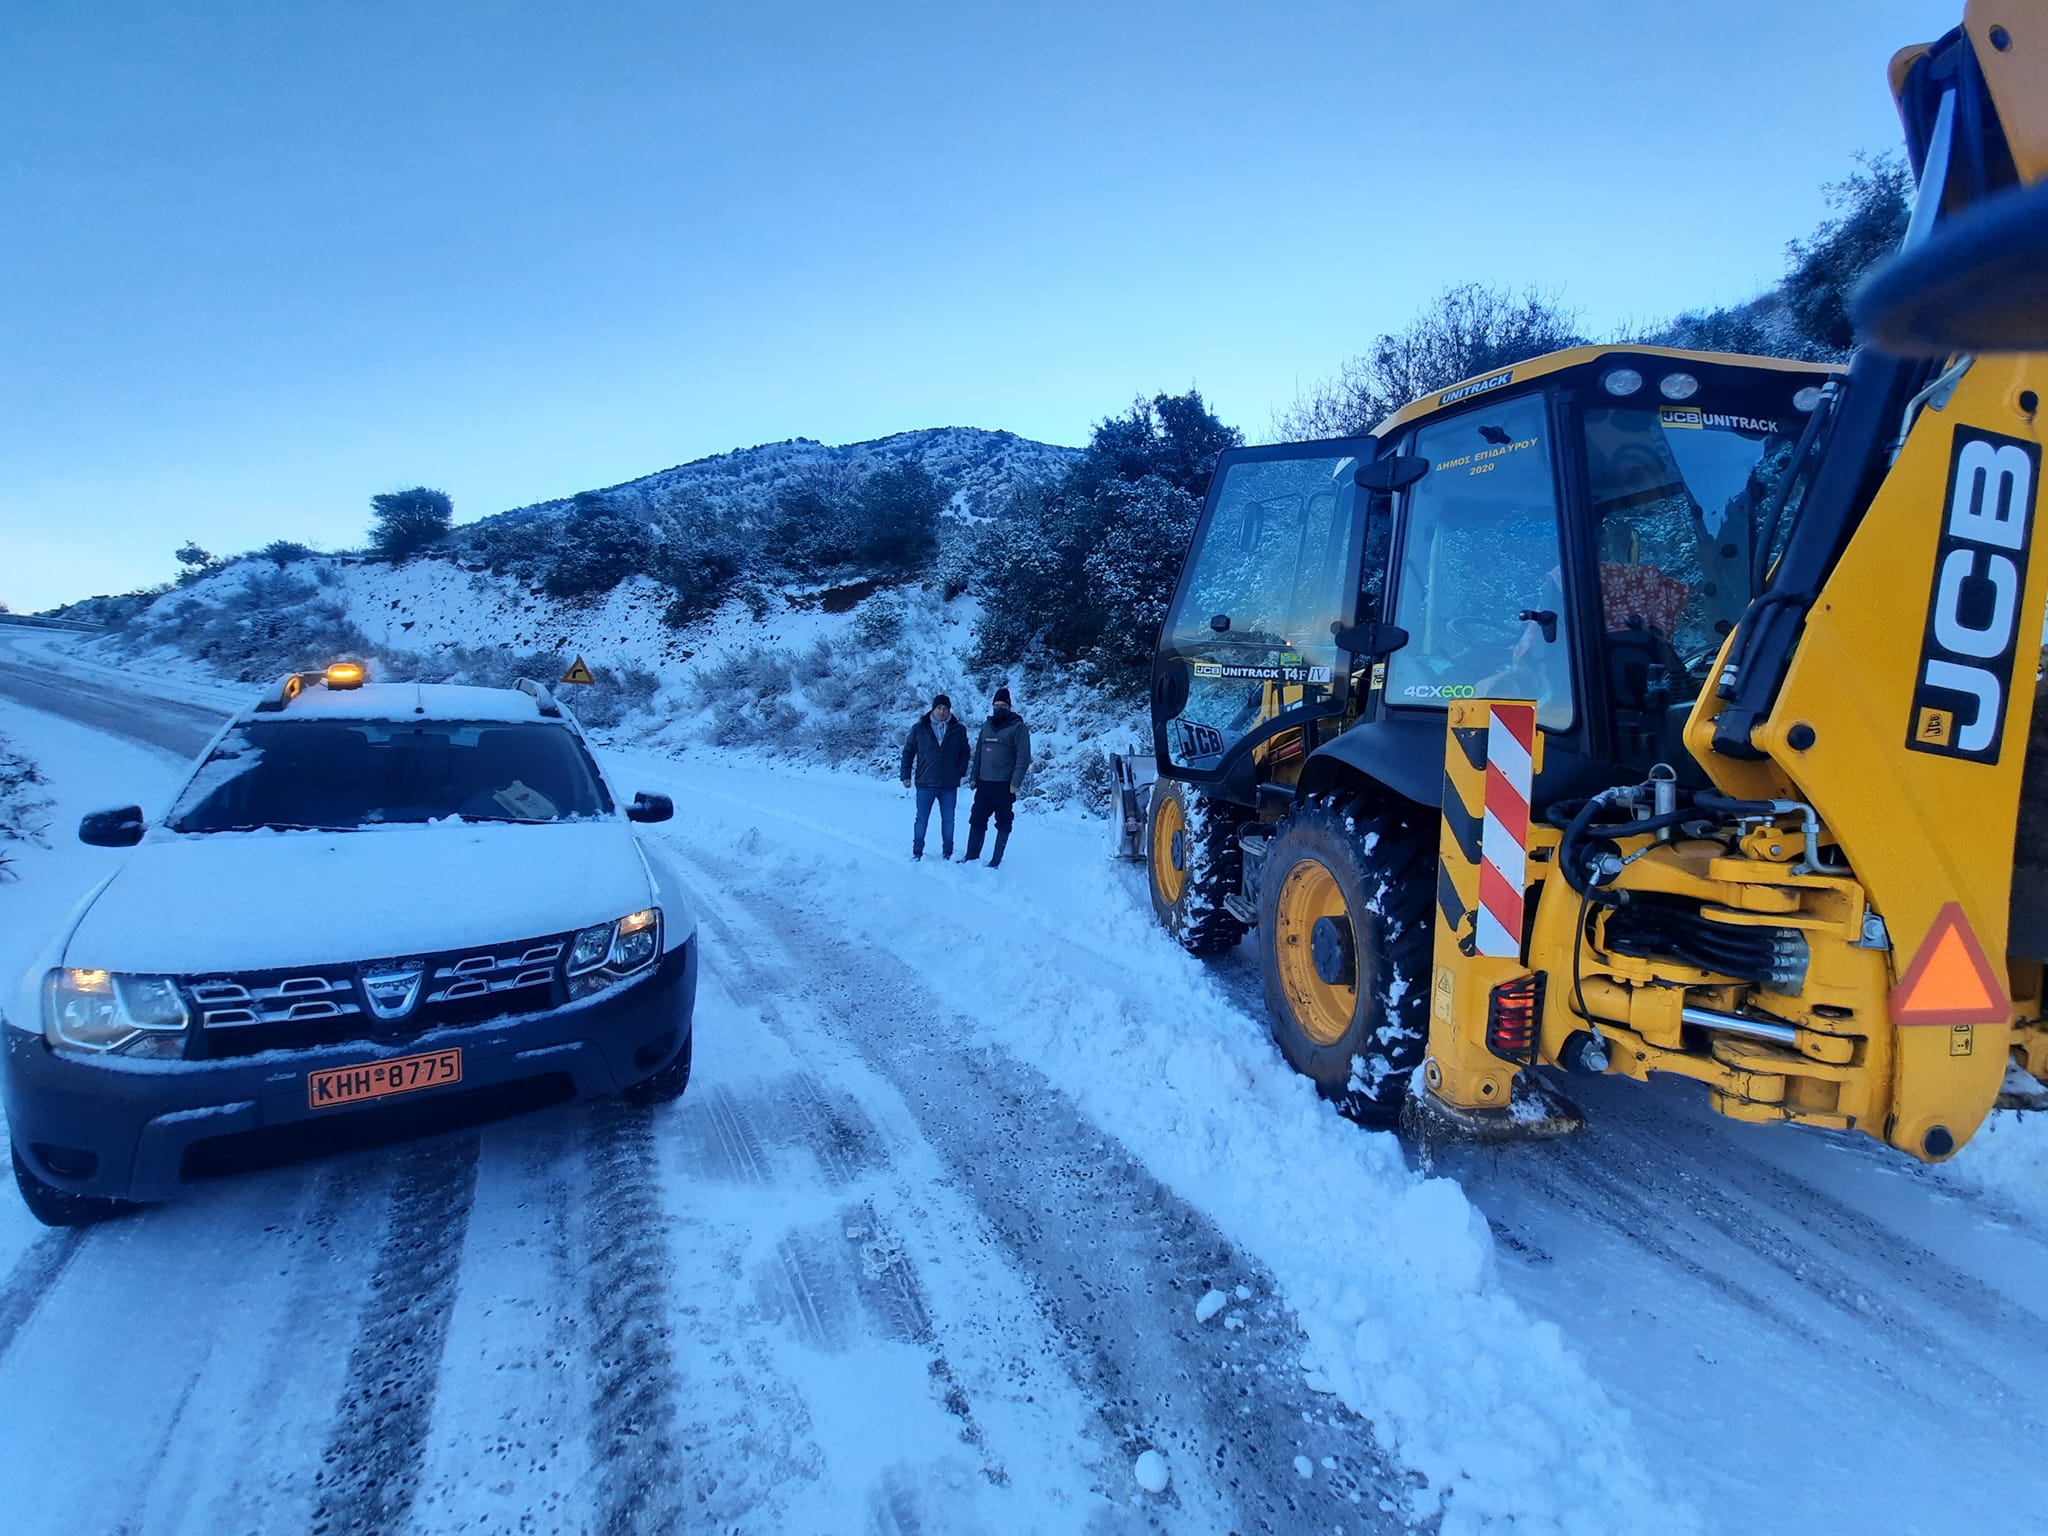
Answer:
[
  {"left": 1486, "top": 972, "right": 1547, "bottom": 1064},
  {"left": 324, "top": 661, "right": 366, "bottom": 690}
]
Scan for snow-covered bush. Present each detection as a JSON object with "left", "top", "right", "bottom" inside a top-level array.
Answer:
[
  {"left": 0, "top": 730, "right": 52, "bottom": 881},
  {"left": 569, "top": 665, "right": 660, "bottom": 730},
  {"left": 111, "top": 568, "right": 372, "bottom": 681}
]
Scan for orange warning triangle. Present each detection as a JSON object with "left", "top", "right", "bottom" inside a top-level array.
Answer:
[
  {"left": 1891, "top": 901, "right": 2008, "bottom": 1026},
  {"left": 561, "top": 657, "right": 596, "bottom": 686}
]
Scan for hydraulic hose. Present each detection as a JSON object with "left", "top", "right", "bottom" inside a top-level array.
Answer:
[{"left": 1556, "top": 790, "right": 1784, "bottom": 896}]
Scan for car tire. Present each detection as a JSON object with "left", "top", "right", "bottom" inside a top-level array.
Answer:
[
  {"left": 621, "top": 1030, "right": 693, "bottom": 1107},
  {"left": 11, "top": 1143, "right": 133, "bottom": 1228}
]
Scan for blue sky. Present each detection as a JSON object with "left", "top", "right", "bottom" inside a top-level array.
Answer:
[{"left": 1, "top": 0, "right": 1957, "bottom": 612}]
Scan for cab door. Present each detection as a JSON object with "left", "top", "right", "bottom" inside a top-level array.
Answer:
[
  {"left": 1380, "top": 391, "right": 1578, "bottom": 732},
  {"left": 1153, "top": 440, "right": 1372, "bottom": 787}
]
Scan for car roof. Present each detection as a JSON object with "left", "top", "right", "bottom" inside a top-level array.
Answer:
[{"left": 245, "top": 681, "right": 562, "bottom": 725}]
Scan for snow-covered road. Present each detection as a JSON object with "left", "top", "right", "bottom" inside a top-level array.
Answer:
[{"left": 0, "top": 633, "right": 2042, "bottom": 1535}]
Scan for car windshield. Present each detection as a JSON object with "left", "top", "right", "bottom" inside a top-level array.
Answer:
[{"left": 168, "top": 719, "right": 613, "bottom": 832}]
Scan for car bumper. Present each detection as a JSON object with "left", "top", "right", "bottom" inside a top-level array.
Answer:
[{"left": 2, "top": 935, "right": 697, "bottom": 1203}]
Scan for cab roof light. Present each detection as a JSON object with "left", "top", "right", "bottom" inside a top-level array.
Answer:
[
  {"left": 323, "top": 661, "right": 366, "bottom": 691},
  {"left": 514, "top": 677, "right": 563, "bottom": 718}
]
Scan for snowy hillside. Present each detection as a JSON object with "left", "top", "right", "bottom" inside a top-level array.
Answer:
[
  {"left": 80, "top": 554, "right": 1143, "bottom": 810},
  {"left": 54, "top": 418, "right": 1134, "bottom": 806},
  {"left": 485, "top": 425, "right": 1079, "bottom": 529}
]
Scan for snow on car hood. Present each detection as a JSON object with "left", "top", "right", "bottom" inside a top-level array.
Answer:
[{"left": 64, "top": 819, "right": 657, "bottom": 974}]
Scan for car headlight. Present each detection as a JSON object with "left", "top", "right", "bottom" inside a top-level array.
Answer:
[
  {"left": 566, "top": 908, "right": 662, "bottom": 998},
  {"left": 43, "top": 969, "right": 190, "bottom": 1058}
]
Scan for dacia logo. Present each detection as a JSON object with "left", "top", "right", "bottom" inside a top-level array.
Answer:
[
  {"left": 1907, "top": 427, "right": 2041, "bottom": 763},
  {"left": 360, "top": 962, "right": 426, "bottom": 1020}
]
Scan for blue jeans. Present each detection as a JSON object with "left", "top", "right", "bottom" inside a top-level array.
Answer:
[{"left": 913, "top": 785, "right": 958, "bottom": 856}]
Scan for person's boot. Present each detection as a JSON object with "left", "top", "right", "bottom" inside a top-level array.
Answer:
[
  {"left": 963, "top": 826, "right": 984, "bottom": 862},
  {"left": 988, "top": 828, "right": 1010, "bottom": 869}
]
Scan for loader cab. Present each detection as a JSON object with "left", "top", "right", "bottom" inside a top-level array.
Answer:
[{"left": 1152, "top": 347, "right": 1840, "bottom": 807}]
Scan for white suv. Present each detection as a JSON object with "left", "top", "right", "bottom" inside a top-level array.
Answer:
[{"left": 3, "top": 665, "right": 698, "bottom": 1225}]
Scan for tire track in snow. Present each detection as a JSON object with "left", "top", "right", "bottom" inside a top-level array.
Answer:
[
  {"left": 679, "top": 844, "right": 1407, "bottom": 1535},
  {"left": 1528, "top": 1095, "right": 2045, "bottom": 1423},
  {"left": 310, "top": 1134, "right": 482, "bottom": 1536},
  {"left": 577, "top": 1096, "right": 690, "bottom": 1536},
  {"left": 0, "top": 1231, "right": 88, "bottom": 1367}
]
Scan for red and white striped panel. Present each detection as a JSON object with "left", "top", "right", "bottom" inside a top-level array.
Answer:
[{"left": 1475, "top": 702, "right": 1535, "bottom": 958}]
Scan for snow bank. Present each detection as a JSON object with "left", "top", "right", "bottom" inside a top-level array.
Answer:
[
  {"left": 618, "top": 748, "right": 1696, "bottom": 1534},
  {"left": 0, "top": 696, "right": 190, "bottom": 1266},
  {"left": 1935, "top": 1109, "right": 2048, "bottom": 1227}
]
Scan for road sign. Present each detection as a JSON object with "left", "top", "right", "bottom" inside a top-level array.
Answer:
[{"left": 561, "top": 657, "right": 596, "bottom": 686}]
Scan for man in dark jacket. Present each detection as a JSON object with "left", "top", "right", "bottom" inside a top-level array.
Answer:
[
  {"left": 963, "top": 686, "right": 1031, "bottom": 868},
  {"left": 900, "top": 692, "right": 970, "bottom": 860}
]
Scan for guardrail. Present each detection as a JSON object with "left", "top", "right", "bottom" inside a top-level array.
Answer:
[{"left": 0, "top": 613, "right": 105, "bottom": 633}]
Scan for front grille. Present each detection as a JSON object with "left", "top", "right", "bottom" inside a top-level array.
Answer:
[
  {"left": 426, "top": 941, "right": 563, "bottom": 1005},
  {"left": 182, "top": 932, "right": 573, "bottom": 1059},
  {"left": 191, "top": 974, "right": 362, "bottom": 1029}
]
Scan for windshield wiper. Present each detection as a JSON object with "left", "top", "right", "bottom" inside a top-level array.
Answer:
[{"left": 205, "top": 820, "right": 358, "bottom": 833}]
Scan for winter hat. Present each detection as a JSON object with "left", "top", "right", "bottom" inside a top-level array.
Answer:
[
  {"left": 932, "top": 692, "right": 952, "bottom": 708},
  {"left": 992, "top": 687, "right": 1012, "bottom": 706}
]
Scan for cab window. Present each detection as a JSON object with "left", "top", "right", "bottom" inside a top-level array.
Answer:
[
  {"left": 1384, "top": 394, "right": 1573, "bottom": 729},
  {"left": 1160, "top": 450, "right": 1360, "bottom": 770},
  {"left": 1581, "top": 403, "right": 1806, "bottom": 760}
]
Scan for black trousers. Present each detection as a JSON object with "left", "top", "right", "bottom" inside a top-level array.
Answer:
[{"left": 964, "top": 780, "right": 1015, "bottom": 857}]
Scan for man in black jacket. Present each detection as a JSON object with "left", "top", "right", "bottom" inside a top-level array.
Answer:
[
  {"left": 899, "top": 693, "right": 970, "bottom": 860},
  {"left": 963, "top": 686, "right": 1031, "bottom": 868}
]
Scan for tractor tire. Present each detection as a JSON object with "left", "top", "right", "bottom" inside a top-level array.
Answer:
[
  {"left": 1256, "top": 794, "right": 1436, "bottom": 1123},
  {"left": 1147, "top": 778, "right": 1250, "bottom": 957}
]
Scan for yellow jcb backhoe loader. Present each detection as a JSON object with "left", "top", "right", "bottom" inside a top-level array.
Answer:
[{"left": 1118, "top": 2, "right": 2048, "bottom": 1162}]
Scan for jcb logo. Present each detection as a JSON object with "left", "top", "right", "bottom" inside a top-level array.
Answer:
[{"left": 1907, "top": 427, "right": 2041, "bottom": 763}]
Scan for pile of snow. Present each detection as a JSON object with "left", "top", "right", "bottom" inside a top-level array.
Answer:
[{"left": 1935, "top": 1108, "right": 2048, "bottom": 1227}]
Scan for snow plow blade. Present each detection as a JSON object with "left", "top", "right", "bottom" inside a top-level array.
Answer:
[
  {"left": 1402, "top": 1073, "right": 1587, "bottom": 1145},
  {"left": 1112, "top": 750, "right": 1154, "bottom": 861}
]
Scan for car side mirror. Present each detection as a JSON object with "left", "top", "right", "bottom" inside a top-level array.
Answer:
[
  {"left": 79, "top": 805, "right": 146, "bottom": 847},
  {"left": 1334, "top": 623, "right": 1410, "bottom": 656},
  {"left": 626, "top": 792, "right": 673, "bottom": 824},
  {"left": 1153, "top": 657, "right": 1191, "bottom": 720}
]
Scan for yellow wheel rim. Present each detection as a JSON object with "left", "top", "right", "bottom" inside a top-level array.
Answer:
[
  {"left": 1152, "top": 792, "right": 1188, "bottom": 907},
  {"left": 1273, "top": 857, "right": 1356, "bottom": 1047}
]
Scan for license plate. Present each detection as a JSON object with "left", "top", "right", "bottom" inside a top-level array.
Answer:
[{"left": 307, "top": 1049, "right": 463, "bottom": 1110}]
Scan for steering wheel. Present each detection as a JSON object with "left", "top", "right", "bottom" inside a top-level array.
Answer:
[{"left": 1681, "top": 643, "right": 1722, "bottom": 680}]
